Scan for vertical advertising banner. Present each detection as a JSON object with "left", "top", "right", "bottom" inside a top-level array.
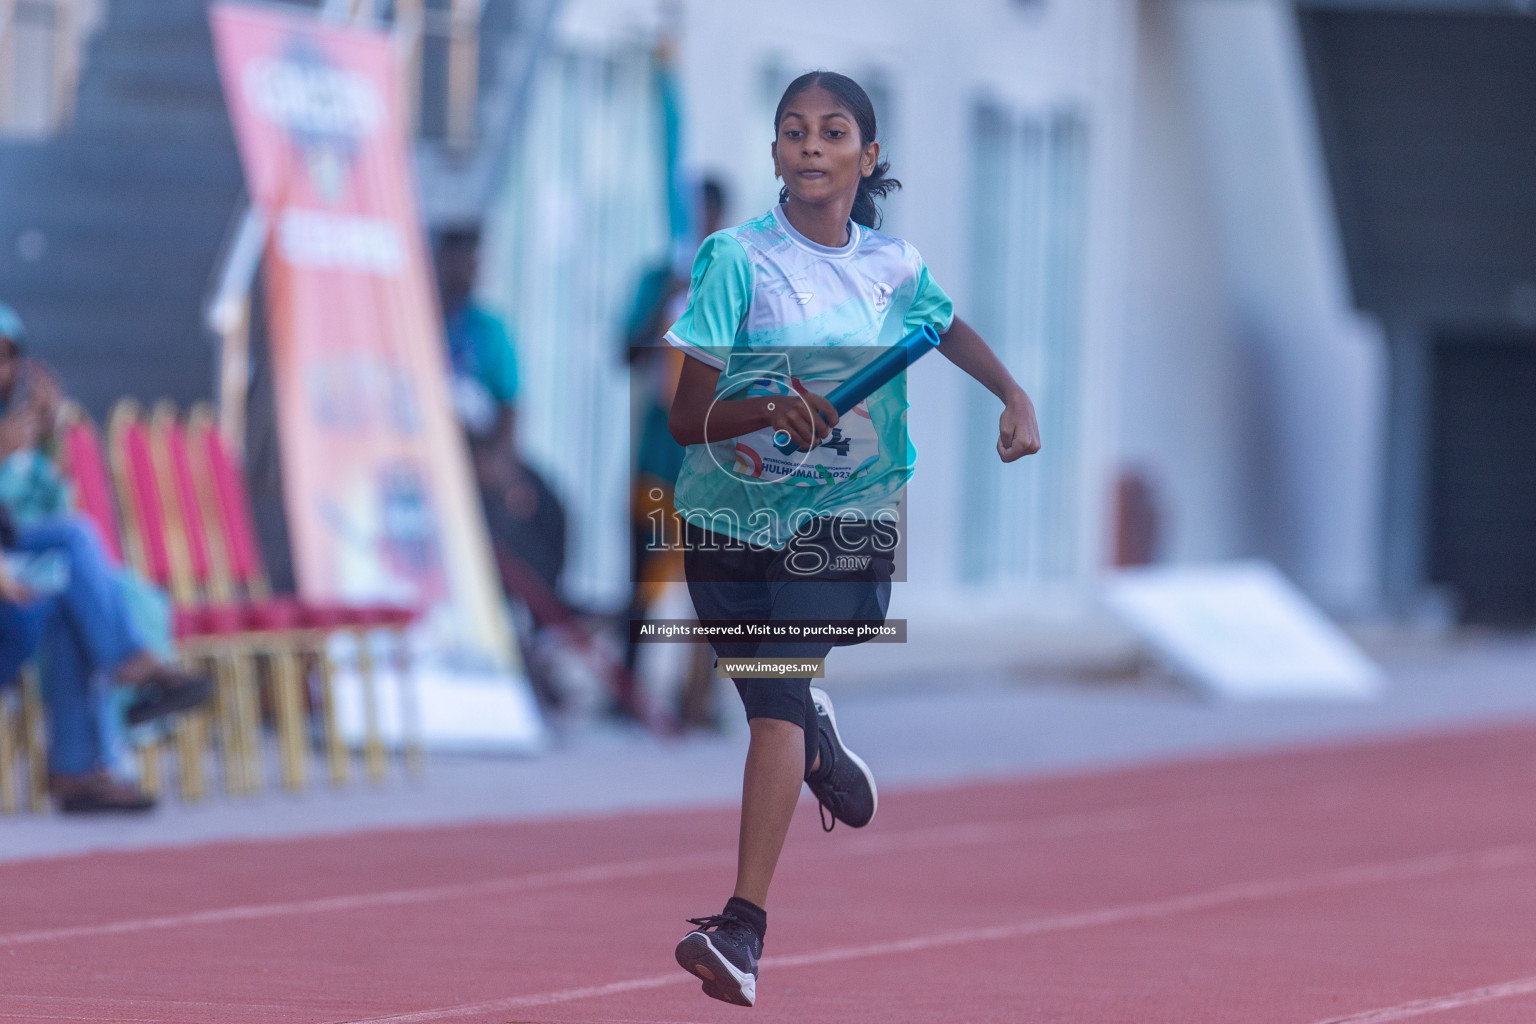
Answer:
[{"left": 210, "top": 4, "right": 516, "bottom": 684}]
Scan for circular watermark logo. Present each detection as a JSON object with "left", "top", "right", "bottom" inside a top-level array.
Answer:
[{"left": 702, "top": 371, "right": 821, "bottom": 486}]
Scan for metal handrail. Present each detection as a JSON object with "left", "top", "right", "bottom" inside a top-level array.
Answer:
[
  {"left": 49, "top": 0, "right": 77, "bottom": 124},
  {"left": 445, "top": 0, "right": 484, "bottom": 150},
  {"left": 391, "top": 0, "right": 484, "bottom": 149},
  {"left": 0, "top": 4, "right": 12, "bottom": 141},
  {"left": 0, "top": 0, "right": 97, "bottom": 137},
  {"left": 413, "top": 0, "right": 562, "bottom": 222}
]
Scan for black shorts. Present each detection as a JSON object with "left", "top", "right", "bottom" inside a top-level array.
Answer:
[{"left": 683, "top": 516, "right": 893, "bottom": 776}]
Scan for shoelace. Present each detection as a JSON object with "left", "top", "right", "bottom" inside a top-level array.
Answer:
[
  {"left": 818, "top": 785, "right": 856, "bottom": 832},
  {"left": 686, "top": 913, "right": 744, "bottom": 932},
  {"left": 811, "top": 743, "right": 842, "bottom": 832},
  {"left": 819, "top": 798, "right": 837, "bottom": 832}
]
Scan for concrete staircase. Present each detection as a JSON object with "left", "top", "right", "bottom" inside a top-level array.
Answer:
[
  {"left": 0, "top": 0, "right": 243, "bottom": 420},
  {"left": 1299, "top": 7, "right": 1536, "bottom": 323}
]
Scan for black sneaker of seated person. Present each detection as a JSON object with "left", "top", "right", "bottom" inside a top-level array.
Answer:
[
  {"left": 806, "top": 686, "right": 877, "bottom": 831},
  {"left": 675, "top": 908, "right": 762, "bottom": 1007},
  {"left": 50, "top": 772, "right": 156, "bottom": 814},
  {"left": 124, "top": 667, "right": 213, "bottom": 725}
]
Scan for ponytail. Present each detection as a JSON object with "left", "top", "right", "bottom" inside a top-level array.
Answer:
[{"left": 774, "top": 71, "right": 901, "bottom": 230}]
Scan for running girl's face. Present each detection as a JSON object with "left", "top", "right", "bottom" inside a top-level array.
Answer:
[{"left": 772, "top": 85, "right": 879, "bottom": 211}]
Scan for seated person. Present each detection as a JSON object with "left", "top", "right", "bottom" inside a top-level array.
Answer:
[
  {"left": 0, "top": 563, "right": 163, "bottom": 813},
  {"left": 0, "top": 304, "right": 207, "bottom": 810}
]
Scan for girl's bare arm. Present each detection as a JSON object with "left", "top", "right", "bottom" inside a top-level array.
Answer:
[
  {"left": 668, "top": 354, "right": 837, "bottom": 451},
  {"left": 938, "top": 315, "right": 1042, "bottom": 462}
]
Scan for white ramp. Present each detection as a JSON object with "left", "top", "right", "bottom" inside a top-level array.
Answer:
[
  {"left": 327, "top": 633, "right": 546, "bottom": 754},
  {"left": 1103, "top": 560, "right": 1383, "bottom": 701}
]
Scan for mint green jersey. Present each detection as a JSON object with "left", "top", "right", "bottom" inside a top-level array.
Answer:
[{"left": 665, "top": 206, "right": 954, "bottom": 549}]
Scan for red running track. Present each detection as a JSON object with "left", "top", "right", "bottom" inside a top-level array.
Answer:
[{"left": 3, "top": 723, "right": 1536, "bottom": 1023}]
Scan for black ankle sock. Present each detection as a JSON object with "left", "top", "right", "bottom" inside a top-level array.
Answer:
[{"left": 724, "top": 896, "right": 767, "bottom": 943}]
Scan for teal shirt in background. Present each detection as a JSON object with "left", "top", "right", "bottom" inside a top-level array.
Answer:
[{"left": 446, "top": 301, "right": 521, "bottom": 407}]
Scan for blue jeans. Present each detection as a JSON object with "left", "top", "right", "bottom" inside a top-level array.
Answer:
[
  {"left": 0, "top": 598, "right": 48, "bottom": 687},
  {"left": 0, "top": 592, "right": 104, "bottom": 776},
  {"left": 12, "top": 516, "right": 148, "bottom": 775}
]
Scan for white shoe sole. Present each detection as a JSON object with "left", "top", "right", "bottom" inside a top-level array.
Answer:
[
  {"left": 675, "top": 931, "right": 757, "bottom": 1007},
  {"left": 809, "top": 686, "right": 877, "bottom": 825}
]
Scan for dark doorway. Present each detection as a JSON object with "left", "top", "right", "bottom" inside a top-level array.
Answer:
[{"left": 1428, "top": 333, "right": 1536, "bottom": 627}]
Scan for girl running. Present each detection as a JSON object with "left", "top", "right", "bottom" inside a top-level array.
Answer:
[{"left": 665, "top": 70, "right": 1041, "bottom": 1007}]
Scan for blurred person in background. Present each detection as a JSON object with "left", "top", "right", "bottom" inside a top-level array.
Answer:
[
  {"left": 434, "top": 226, "right": 570, "bottom": 707},
  {"left": 622, "top": 178, "right": 728, "bottom": 726},
  {"left": 0, "top": 302, "right": 209, "bottom": 812},
  {"left": 434, "top": 225, "right": 566, "bottom": 592}
]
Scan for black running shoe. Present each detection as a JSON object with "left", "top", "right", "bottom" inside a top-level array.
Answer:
[
  {"left": 806, "top": 686, "right": 877, "bottom": 831},
  {"left": 675, "top": 913, "right": 761, "bottom": 1007},
  {"left": 125, "top": 671, "right": 213, "bottom": 725}
]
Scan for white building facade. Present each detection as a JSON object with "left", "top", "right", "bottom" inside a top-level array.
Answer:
[{"left": 481, "top": 0, "right": 1386, "bottom": 642}]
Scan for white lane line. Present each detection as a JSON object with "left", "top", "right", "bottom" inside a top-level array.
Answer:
[
  {"left": 0, "top": 850, "right": 730, "bottom": 949},
  {"left": 0, "top": 992, "right": 313, "bottom": 1022},
  {"left": 0, "top": 800, "right": 1215, "bottom": 950},
  {"left": 1310, "top": 976, "right": 1536, "bottom": 1023},
  {"left": 330, "top": 844, "right": 1536, "bottom": 1024},
  {"left": 0, "top": 1015, "right": 161, "bottom": 1022}
]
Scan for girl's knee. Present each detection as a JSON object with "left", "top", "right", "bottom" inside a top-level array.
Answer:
[
  {"left": 735, "top": 678, "right": 809, "bottom": 720},
  {"left": 747, "top": 714, "right": 803, "bottom": 737}
]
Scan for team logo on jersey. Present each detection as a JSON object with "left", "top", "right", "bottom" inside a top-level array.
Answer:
[{"left": 872, "top": 282, "right": 892, "bottom": 311}]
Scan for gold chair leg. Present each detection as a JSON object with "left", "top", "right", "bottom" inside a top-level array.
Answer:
[
  {"left": 174, "top": 711, "right": 206, "bottom": 803},
  {"left": 21, "top": 670, "right": 49, "bottom": 812},
  {"left": 316, "top": 645, "right": 348, "bottom": 787},
  {"left": 269, "top": 645, "right": 308, "bottom": 792},
  {"left": 222, "top": 650, "right": 257, "bottom": 797},
  {"left": 233, "top": 651, "right": 264, "bottom": 794},
  {"left": 0, "top": 690, "right": 18, "bottom": 815},
  {"left": 170, "top": 655, "right": 211, "bottom": 803},
  {"left": 355, "top": 629, "right": 386, "bottom": 784},
  {"left": 210, "top": 654, "right": 241, "bottom": 796},
  {"left": 207, "top": 653, "right": 228, "bottom": 785},
  {"left": 263, "top": 648, "right": 289, "bottom": 790},
  {"left": 137, "top": 741, "right": 162, "bottom": 800},
  {"left": 392, "top": 628, "right": 423, "bottom": 779}
]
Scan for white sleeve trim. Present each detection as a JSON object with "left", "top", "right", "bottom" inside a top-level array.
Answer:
[{"left": 664, "top": 330, "right": 727, "bottom": 369}]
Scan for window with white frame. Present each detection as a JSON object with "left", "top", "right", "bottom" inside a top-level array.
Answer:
[
  {"left": 960, "top": 101, "right": 1088, "bottom": 585},
  {"left": 481, "top": 44, "right": 670, "bottom": 608}
]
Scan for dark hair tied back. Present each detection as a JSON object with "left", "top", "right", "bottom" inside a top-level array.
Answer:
[{"left": 774, "top": 71, "right": 900, "bottom": 230}]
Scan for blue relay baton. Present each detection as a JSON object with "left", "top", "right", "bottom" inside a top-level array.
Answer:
[{"left": 774, "top": 323, "right": 942, "bottom": 454}]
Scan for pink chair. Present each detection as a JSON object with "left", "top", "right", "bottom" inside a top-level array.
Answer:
[
  {"left": 57, "top": 408, "right": 124, "bottom": 566},
  {"left": 183, "top": 405, "right": 420, "bottom": 782}
]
